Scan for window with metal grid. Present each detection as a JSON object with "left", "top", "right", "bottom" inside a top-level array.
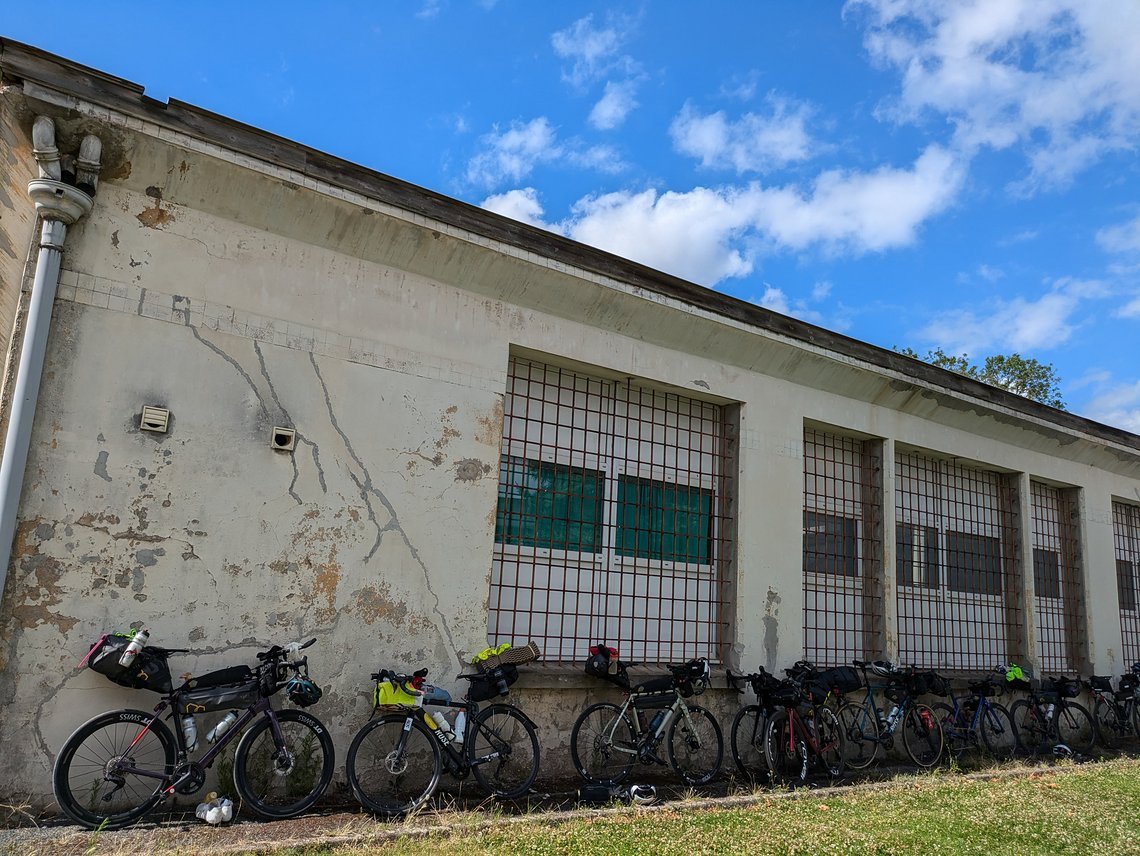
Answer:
[
  {"left": 489, "top": 356, "right": 733, "bottom": 663},
  {"left": 1113, "top": 501, "right": 1140, "bottom": 664},
  {"left": 1031, "top": 482, "right": 1084, "bottom": 673},
  {"left": 803, "top": 428, "right": 884, "bottom": 666},
  {"left": 895, "top": 450, "right": 1021, "bottom": 670}
]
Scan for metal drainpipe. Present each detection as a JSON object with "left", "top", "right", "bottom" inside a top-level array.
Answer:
[{"left": 0, "top": 116, "right": 100, "bottom": 604}]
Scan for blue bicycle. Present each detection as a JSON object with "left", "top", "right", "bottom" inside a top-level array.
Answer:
[{"left": 929, "top": 669, "right": 1017, "bottom": 761}]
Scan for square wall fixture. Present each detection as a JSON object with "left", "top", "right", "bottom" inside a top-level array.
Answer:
[
  {"left": 139, "top": 406, "right": 169, "bottom": 433},
  {"left": 271, "top": 426, "right": 296, "bottom": 452}
]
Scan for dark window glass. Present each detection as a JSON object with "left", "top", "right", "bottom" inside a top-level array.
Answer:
[
  {"left": 804, "top": 511, "right": 858, "bottom": 577},
  {"left": 896, "top": 524, "right": 939, "bottom": 588},
  {"left": 1033, "top": 548, "right": 1062, "bottom": 599},
  {"left": 945, "top": 531, "right": 1003, "bottom": 595},
  {"left": 615, "top": 475, "right": 712, "bottom": 563},
  {"left": 1118, "top": 560, "right": 1137, "bottom": 612},
  {"left": 494, "top": 456, "right": 604, "bottom": 552}
]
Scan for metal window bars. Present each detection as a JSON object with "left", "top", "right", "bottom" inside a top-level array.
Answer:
[
  {"left": 1113, "top": 501, "right": 1140, "bottom": 664},
  {"left": 802, "top": 428, "right": 884, "bottom": 667},
  {"left": 1031, "top": 482, "right": 1085, "bottom": 673},
  {"left": 488, "top": 356, "right": 733, "bottom": 664}
]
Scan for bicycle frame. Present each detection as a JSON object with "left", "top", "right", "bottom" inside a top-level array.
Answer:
[
  {"left": 778, "top": 704, "right": 837, "bottom": 758},
  {"left": 850, "top": 681, "right": 914, "bottom": 743},
  {"left": 604, "top": 688, "right": 701, "bottom": 761}
]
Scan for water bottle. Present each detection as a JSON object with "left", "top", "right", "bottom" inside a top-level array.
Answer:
[
  {"left": 1045, "top": 702, "right": 1055, "bottom": 720},
  {"left": 119, "top": 627, "right": 150, "bottom": 667},
  {"left": 181, "top": 714, "right": 198, "bottom": 752},
  {"left": 452, "top": 711, "right": 466, "bottom": 744},
  {"left": 886, "top": 705, "right": 900, "bottom": 728},
  {"left": 649, "top": 710, "right": 668, "bottom": 736},
  {"left": 430, "top": 711, "right": 455, "bottom": 743},
  {"left": 206, "top": 711, "right": 239, "bottom": 744}
]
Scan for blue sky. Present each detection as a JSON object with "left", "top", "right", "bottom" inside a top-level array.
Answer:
[{"left": 6, "top": 2, "right": 1140, "bottom": 430}]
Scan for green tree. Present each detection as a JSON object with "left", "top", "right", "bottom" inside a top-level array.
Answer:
[{"left": 895, "top": 347, "right": 1065, "bottom": 410}]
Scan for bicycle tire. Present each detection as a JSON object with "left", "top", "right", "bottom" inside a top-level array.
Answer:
[
  {"left": 1009, "top": 699, "right": 1048, "bottom": 755},
  {"left": 814, "top": 706, "right": 845, "bottom": 779},
  {"left": 836, "top": 701, "right": 880, "bottom": 770},
  {"left": 52, "top": 708, "right": 177, "bottom": 830},
  {"left": 1093, "top": 697, "right": 1124, "bottom": 750},
  {"left": 901, "top": 704, "right": 943, "bottom": 768},
  {"left": 233, "top": 708, "right": 334, "bottom": 819},
  {"left": 763, "top": 710, "right": 808, "bottom": 783},
  {"left": 569, "top": 702, "right": 636, "bottom": 785},
  {"left": 931, "top": 702, "right": 971, "bottom": 758},
  {"left": 977, "top": 701, "right": 1017, "bottom": 760},
  {"left": 468, "top": 704, "right": 540, "bottom": 798},
  {"left": 1131, "top": 698, "right": 1140, "bottom": 742},
  {"left": 346, "top": 713, "right": 442, "bottom": 817},
  {"left": 667, "top": 704, "right": 723, "bottom": 786},
  {"left": 1054, "top": 700, "right": 1096, "bottom": 755},
  {"left": 729, "top": 704, "right": 768, "bottom": 781}
]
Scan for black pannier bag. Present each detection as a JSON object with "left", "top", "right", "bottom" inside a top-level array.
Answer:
[
  {"left": 83, "top": 634, "right": 173, "bottom": 693},
  {"left": 1048, "top": 676, "right": 1081, "bottom": 699},
  {"left": 675, "top": 659, "right": 709, "bottom": 698},
  {"left": 918, "top": 671, "right": 950, "bottom": 697},
  {"left": 178, "top": 668, "right": 260, "bottom": 715},
  {"left": 632, "top": 676, "right": 675, "bottom": 709},
  {"left": 815, "top": 665, "right": 862, "bottom": 695},
  {"left": 583, "top": 642, "right": 630, "bottom": 690},
  {"left": 467, "top": 664, "right": 519, "bottom": 702},
  {"left": 1088, "top": 675, "right": 1114, "bottom": 693}
]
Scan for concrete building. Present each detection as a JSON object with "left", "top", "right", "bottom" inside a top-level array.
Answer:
[{"left": 2, "top": 40, "right": 1140, "bottom": 804}]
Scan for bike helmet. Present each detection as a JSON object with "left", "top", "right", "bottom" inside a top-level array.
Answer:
[
  {"left": 285, "top": 675, "right": 323, "bottom": 707},
  {"left": 869, "top": 660, "right": 895, "bottom": 678}
]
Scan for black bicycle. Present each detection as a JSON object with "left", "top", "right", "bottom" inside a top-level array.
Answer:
[
  {"left": 53, "top": 637, "right": 333, "bottom": 829},
  {"left": 1088, "top": 664, "right": 1140, "bottom": 750},
  {"left": 726, "top": 666, "right": 783, "bottom": 781},
  {"left": 570, "top": 651, "right": 722, "bottom": 786},
  {"left": 345, "top": 665, "right": 540, "bottom": 817},
  {"left": 1008, "top": 673, "right": 1096, "bottom": 756}
]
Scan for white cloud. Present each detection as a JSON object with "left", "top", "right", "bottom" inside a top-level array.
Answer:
[
  {"left": 1098, "top": 214, "right": 1140, "bottom": 254},
  {"left": 751, "top": 144, "right": 966, "bottom": 253},
  {"left": 756, "top": 283, "right": 826, "bottom": 324},
  {"left": 1081, "top": 380, "right": 1140, "bottom": 432},
  {"left": 589, "top": 80, "right": 640, "bottom": 130},
  {"left": 670, "top": 97, "right": 816, "bottom": 174},
  {"left": 850, "top": 0, "right": 1140, "bottom": 192},
  {"left": 916, "top": 277, "right": 1108, "bottom": 355},
  {"left": 465, "top": 118, "right": 560, "bottom": 187},
  {"left": 479, "top": 188, "right": 557, "bottom": 230},
  {"left": 1117, "top": 296, "right": 1140, "bottom": 319},
  {"left": 551, "top": 15, "right": 628, "bottom": 87}
]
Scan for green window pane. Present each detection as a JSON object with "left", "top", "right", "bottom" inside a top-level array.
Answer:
[
  {"left": 615, "top": 475, "right": 712, "bottom": 563},
  {"left": 494, "top": 456, "right": 604, "bottom": 551}
]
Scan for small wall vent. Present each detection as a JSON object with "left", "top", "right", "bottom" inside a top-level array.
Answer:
[
  {"left": 139, "top": 406, "right": 170, "bottom": 433},
  {"left": 271, "top": 426, "right": 296, "bottom": 452}
]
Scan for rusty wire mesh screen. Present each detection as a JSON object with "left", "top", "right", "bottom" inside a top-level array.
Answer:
[
  {"left": 802, "top": 428, "right": 883, "bottom": 666},
  {"left": 1113, "top": 501, "right": 1140, "bottom": 664},
  {"left": 895, "top": 450, "right": 1021, "bottom": 670},
  {"left": 488, "top": 356, "right": 732, "bottom": 663},
  {"left": 1031, "top": 483, "right": 1084, "bottom": 673}
]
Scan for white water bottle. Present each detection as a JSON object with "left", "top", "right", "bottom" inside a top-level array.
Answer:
[
  {"left": 886, "top": 705, "right": 900, "bottom": 728},
  {"left": 430, "top": 711, "right": 454, "bottom": 743},
  {"left": 452, "top": 711, "right": 466, "bottom": 744},
  {"left": 1045, "top": 702, "right": 1055, "bottom": 719},
  {"left": 207, "top": 711, "right": 239, "bottom": 744},
  {"left": 119, "top": 627, "right": 150, "bottom": 667},
  {"left": 181, "top": 714, "right": 198, "bottom": 753}
]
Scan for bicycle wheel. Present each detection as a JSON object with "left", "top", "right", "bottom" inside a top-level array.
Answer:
[
  {"left": 814, "top": 707, "right": 845, "bottom": 779},
  {"left": 836, "top": 701, "right": 880, "bottom": 770},
  {"left": 1094, "top": 698, "right": 1126, "bottom": 750},
  {"left": 978, "top": 701, "right": 1017, "bottom": 760},
  {"left": 729, "top": 704, "right": 768, "bottom": 781},
  {"left": 1054, "top": 700, "right": 1096, "bottom": 755},
  {"left": 667, "top": 704, "right": 723, "bottom": 786},
  {"left": 931, "top": 702, "right": 971, "bottom": 759},
  {"left": 570, "top": 702, "right": 636, "bottom": 785},
  {"left": 764, "top": 710, "right": 809, "bottom": 783},
  {"left": 901, "top": 704, "right": 943, "bottom": 768},
  {"left": 468, "top": 705, "right": 540, "bottom": 798},
  {"left": 52, "top": 709, "right": 177, "bottom": 830},
  {"left": 1010, "top": 699, "right": 1048, "bottom": 755},
  {"left": 346, "top": 713, "right": 441, "bottom": 817},
  {"left": 233, "top": 708, "right": 335, "bottom": 819}
]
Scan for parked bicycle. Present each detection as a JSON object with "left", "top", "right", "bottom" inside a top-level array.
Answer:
[
  {"left": 761, "top": 666, "right": 845, "bottom": 783},
  {"left": 570, "top": 644, "right": 722, "bottom": 786},
  {"left": 345, "top": 664, "right": 540, "bottom": 817},
  {"left": 54, "top": 634, "right": 333, "bottom": 829},
  {"left": 837, "top": 659, "right": 944, "bottom": 770},
  {"left": 929, "top": 669, "right": 1017, "bottom": 761},
  {"left": 1087, "top": 663, "right": 1140, "bottom": 750},
  {"left": 726, "top": 666, "right": 783, "bottom": 781},
  {"left": 1007, "top": 670, "right": 1097, "bottom": 756}
]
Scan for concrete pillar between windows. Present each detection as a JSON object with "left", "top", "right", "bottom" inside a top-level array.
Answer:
[
  {"left": 879, "top": 438, "right": 899, "bottom": 664},
  {"left": 1016, "top": 471, "right": 1040, "bottom": 675}
]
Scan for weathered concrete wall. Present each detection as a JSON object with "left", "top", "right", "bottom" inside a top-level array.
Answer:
[{"left": 1, "top": 83, "right": 1140, "bottom": 808}]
